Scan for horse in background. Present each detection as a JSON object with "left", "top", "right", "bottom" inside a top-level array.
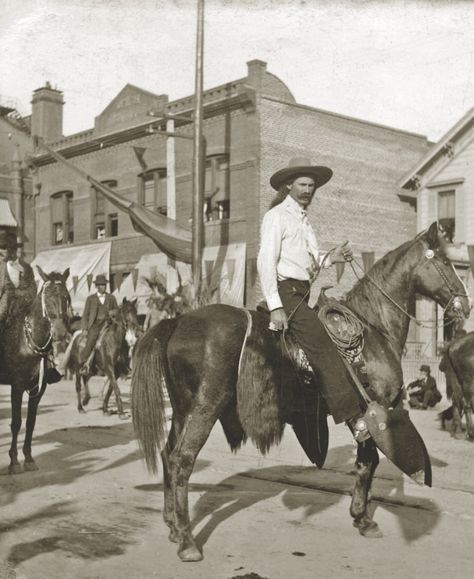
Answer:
[
  {"left": 131, "top": 223, "right": 470, "bottom": 562},
  {"left": 0, "top": 267, "right": 71, "bottom": 474},
  {"left": 439, "top": 330, "right": 474, "bottom": 439},
  {"left": 64, "top": 297, "right": 140, "bottom": 418}
]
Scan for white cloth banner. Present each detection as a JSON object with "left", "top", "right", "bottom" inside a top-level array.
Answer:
[
  {"left": 113, "top": 243, "right": 246, "bottom": 314},
  {"left": 32, "top": 242, "right": 112, "bottom": 315}
]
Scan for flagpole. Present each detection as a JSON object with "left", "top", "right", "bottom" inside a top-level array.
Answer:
[{"left": 192, "top": 0, "right": 205, "bottom": 300}]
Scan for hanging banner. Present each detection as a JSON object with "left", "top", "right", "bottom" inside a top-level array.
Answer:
[
  {"left": 133, "top": 146, "right": 147, "bottom": 171},
  {"left": 87, "top": 273, "right": 93, "bottom": 291},
  {"left": 115, "top": 271, "right": 123, "bottom": 291},
  {"left": 226, "top": 259, "right": 236, "bottom": 286},
  {"left": 468, "top": 246, "right": 474, "bottom": 277},
  {"left": 72, "top": 275, "right": 79, "bottom": 294},
  {"left": 335, "top": 262, "right": 345, "bottom": 283},
  {"left": 132, "top": 268, "right": 139, "bottom": 292},
  {"left": 361, "top": 251, "right": 375, "bottom": 274}
]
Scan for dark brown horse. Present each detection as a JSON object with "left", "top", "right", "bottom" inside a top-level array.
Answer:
[
  {"left": 131, "top": 223, "right": 470, "bottom": 562},
  {"left": 64, "top": 298, "right": 140, "bottom": 418},
  {"left": 0, "top": 267, "right": 71, "bottom": 474},
  {"left": 439, "top": 331, "right": 474, "bottom": 439}
]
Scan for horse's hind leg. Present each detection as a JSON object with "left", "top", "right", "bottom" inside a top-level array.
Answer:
[
  {"left": 169, "top": 400, "right": 226, "bottom": 562},
  {"left": 350, "top": 438, "right": 382, "bottom": 538},
  {"left": 9, "top": 387, "right": 23, "bottom": 474},
  {"left": 82, "top": 376, "right": 91, "bottom": 407},
  {"left": 75, "top": 372, "right": 85, "bottom": 413},
  {"left": 161, "top": 415, "right": 183, "bottom": 543},
  {"left": 23, "top": 386, "right": 45, "bottom": 472}
]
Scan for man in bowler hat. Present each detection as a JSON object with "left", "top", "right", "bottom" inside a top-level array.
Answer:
[
  {"left": 257, "top": 158, "right": 362, "bottom": 425},
  {"left": 407, "top": 365, "right": 441, "bottom": 409},
  {"left": 79, "top": 273, "right": 118, "bottom": 375}
]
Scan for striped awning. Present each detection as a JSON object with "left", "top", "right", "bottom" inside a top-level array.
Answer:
[{"left": 0, "top": 198, "right": 17, "bottom": 227}]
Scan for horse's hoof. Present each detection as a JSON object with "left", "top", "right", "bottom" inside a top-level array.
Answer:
[
  {"left": 78, "top": 408, "right": 86, "bottom": 414},
  {"left": 8, "top": 464, "right": 23, "bottom": 475},
  {"left": 178, "top": 545, "right": 203, "bottom": 562},
  {"left": 82, "top": 396, "right": 91, "bottom": 406},
  {"left": 24, "top": 461, "right": 39, "bottom": 472},
  {"left": 168, "top": 529, "right": 179, "bottom": 543},
  {"left": 354, "top": 519, "right": 383, "bottom": 538}
]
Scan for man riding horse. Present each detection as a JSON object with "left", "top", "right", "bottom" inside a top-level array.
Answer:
[
  {"left": 79, "top": 273, "right": 118, "bottom": 376},
  {"left": 0, "top": 230, "right": 62, "bottom": 383},
  {"left": 257, "top": 158, "right": 365, "bottom": 425}
]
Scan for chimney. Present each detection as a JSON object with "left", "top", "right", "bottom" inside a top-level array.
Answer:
[
  {"left": 246, "top": 60, "right": 267, "bottom": 91},
  {"left": 31, "top": 82, "right": 64, "bottom": 142}
]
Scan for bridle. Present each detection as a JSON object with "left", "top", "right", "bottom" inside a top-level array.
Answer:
[
  {"left": 24, "top": 280, "right": 70, "bottom": 356},
  {"left": 349, "top": 241, "right": 468, "bottom": 329}
]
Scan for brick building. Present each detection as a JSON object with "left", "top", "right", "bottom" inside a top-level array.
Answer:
[{"left": 30, "top": 60, "right": 430, "bottom": 313}]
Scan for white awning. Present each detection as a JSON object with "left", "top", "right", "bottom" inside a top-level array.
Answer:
[
  {"left": 0, "top": 198, "right": 18, "bottom": 227},
  {"left": 32, "top": 242, "right": 111, "bottom": 315}
]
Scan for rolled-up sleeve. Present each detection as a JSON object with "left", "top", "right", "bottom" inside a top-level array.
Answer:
[{"left": 257, "top": 210, "right": 283, "bottom": 311}]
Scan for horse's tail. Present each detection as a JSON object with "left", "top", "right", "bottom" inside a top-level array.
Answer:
[
  {"left": 61, "top": 329, "right": 83, "bottom": 372},
  {"left": 131, "top": 319, "right": 177, "bottom": 474}
]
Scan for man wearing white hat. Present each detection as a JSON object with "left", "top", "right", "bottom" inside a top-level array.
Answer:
[{"left": 257, "top": 158, "right": 362, "bottom": 424}]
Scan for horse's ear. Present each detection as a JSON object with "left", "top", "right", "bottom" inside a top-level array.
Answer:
[
  {"left": 36, "top": 265, "right": 48, "bottom": 282},
  {"left": 62, "top": 267, "right": 70, "bottom": 282},
  {"left": 425, "top": 222, "right": 442, "bottom": 249},
  {"left": 131, "top": 297, "right": 138, "bottom": 306},
  {"left": 122, "top": 297, "right": 128, "bottom": 304}
]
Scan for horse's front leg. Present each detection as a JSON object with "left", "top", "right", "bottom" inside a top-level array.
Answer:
[
  {"left": 9, "top": 386, "right": 23, "bottom": 474},
  {"left": 82, "top": 376, "right": 91, "bottom": 408},
  {"left": 75, "top": 372, "right": 85, "bottom": 413},
  {"left": 23, "top": 384, "right": 45, "bottom": 471},
  {"left": 350, "top": 437, "right": 383, "bottom": 538},
  {"left": 464, "top": 397, "right": 474, "bottom": 440}
]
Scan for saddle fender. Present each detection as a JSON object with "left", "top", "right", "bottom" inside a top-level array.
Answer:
[{"left": 357, "top": 401, "right": 432, "bottom": 486}]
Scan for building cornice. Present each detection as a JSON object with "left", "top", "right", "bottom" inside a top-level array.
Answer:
[{"left": 32, "top": 88, "right": 256, "bottom": 167}]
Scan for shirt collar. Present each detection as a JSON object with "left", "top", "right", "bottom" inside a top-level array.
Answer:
[{"left": 282, "top": 194, "right": 308, "bottom": 216}]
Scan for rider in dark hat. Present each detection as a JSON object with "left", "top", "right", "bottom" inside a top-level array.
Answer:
[
  {"left": 257, "top": 158, "right": 362, "bottom": 424},
  {"left": 79, "top": 273, "right": 118, "bottom": 375},
  {"left": 0, "top": 231, "right": 37, "bottom": 328},
  {"left": 0, "top": 230, "right": 62, "bottom": 383},
  {"left": 407, "top": 364, "right": 441, "bottom": 409}
]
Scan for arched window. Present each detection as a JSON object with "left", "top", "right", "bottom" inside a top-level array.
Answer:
[
  {"left": 51, "top": 191, "right": 73, "bottom": 245},
  {"left": 91, "top": 180, "right": 119, "bottom": 239},
  {"left": 139, "top": 168, "right": 167, "bottom": 215},
  {"left": 204, "top": 154, "right": 230, "bottom": 221}
]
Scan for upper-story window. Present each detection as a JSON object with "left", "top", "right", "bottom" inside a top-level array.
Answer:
[
  {"left": 92, "top": 180, "right": 119, "bottom": 239},
  {"left": 204, "top": 154, "right": 230, "bottom": 222},
  {"left": 139, "top": 168, "right": 167, "bottom": 215},
  {"left": 51, "top": 191, "right": 73, "bottom": 245},
  {"left": 438, "top": 190, "right": 455, "bottom": 242}
]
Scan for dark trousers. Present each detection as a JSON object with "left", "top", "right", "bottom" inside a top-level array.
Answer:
[
  {"left": 80, "top": 320, "right": 104, "bottom": 364},
  {"left": 279, "top": 279, "right": 362, "bottom": 423}
]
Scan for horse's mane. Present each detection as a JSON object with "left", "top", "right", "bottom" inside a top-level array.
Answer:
[{"left": 345, "top": 237, "right": 420, "bottom": 330}]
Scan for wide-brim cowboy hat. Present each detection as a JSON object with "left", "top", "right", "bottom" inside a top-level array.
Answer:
[
  {"left": 0, "top": 230, "right": 23, "bottom": 250},
  {"left": 419, "top": 364, "right": 431, "bottom": 373},
  {"left": 94, "top": 274, "right": 109, "bottom": 285},
  {"left": 270, "top": 157, "right": 333, "bottom": 191}
]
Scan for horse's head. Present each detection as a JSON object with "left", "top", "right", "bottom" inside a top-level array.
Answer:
[
  {"left": 36, "top": 266, "right": 72, "bottom": 342},
  {"left": 414, "top": 222, "right": 471, "bottom": 320},
  {"left": 120, "top": 297, "right": 141, "bottom": 346}
]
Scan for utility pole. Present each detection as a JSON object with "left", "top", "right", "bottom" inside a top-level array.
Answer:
[{"left": 192, "top": 0, "right": 205, "bottom": 300}]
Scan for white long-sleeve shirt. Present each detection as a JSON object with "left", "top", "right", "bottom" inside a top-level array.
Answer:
[{"left": 257, "top": 195, "right": 327, "bottom": 310}]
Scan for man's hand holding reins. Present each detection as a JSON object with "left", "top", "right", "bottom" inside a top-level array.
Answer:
[
  {"left": 269, "top": 307, "right": 288, "bottom": 332},
  {"left": 331, "top": 241, "right": 353, "bottom": 264}
]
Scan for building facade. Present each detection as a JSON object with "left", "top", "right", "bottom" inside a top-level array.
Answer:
[
  {"left": 400, "top": 107, "right": 474, "bottom": 355},
  {"left": 30, "top": 60, "right": 430, "bottom": 313},
  {"left": 0, "top": 97, "right": 34, "bottom": 259}
]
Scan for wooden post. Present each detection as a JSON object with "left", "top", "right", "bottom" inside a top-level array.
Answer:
[{"left": 192, "top": 0, "right": 205, "bottom": 300}]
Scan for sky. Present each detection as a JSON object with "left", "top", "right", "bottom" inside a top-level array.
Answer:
[{"left": 1, "top": 0, "right": 473, "bottom": 141}]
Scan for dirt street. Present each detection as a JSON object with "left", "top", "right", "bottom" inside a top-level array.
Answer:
[{"left": 1, "top": 378, "right": 474, "bottom": 579}]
